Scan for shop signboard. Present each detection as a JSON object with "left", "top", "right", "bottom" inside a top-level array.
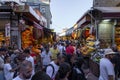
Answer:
[
  {"left": 5, "top": 23, "right": 10, "bottom": 37},
  {"left": 5, "top": 23, "right": 10, "bottom": 47}
]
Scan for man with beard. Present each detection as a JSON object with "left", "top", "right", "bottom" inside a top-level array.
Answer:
[
  {"left": 99, "top": 48, "right": 116, "bottom": 80},
  {"left": 13, "top": 60, "right": 33, "bottom": 80}
]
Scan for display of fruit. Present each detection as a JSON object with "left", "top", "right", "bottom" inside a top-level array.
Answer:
[
  {"left": 22, "top": 27, "right": 34, "bottom": 49},
  {"left": 81, "top": 46, "right": 95, "bottom": 55},
  {"left": 87, "top": 41, "right": 95, "bottom": 47}
]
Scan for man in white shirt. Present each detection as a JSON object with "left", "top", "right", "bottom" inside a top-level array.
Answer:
[
  {"left": 0, "top": 56, "right": 4, "bottom": 80},
  {"left": 99, "top": 48, "right": 116, "bottom": 80},
  {"left": 24, "top": 49, "right": 35, "bottom": 75},
  {"left": 4, "top": 56, "right": 16, "bottom": 80},
  {"left": 13, "top": 60, "right": 33, "bottom": 80},
  {"left": 0, "top": 48, "right": 7, "bottom": 80},
  {"left": 41, "top": 46, "right": 52, "bottom": 67}
]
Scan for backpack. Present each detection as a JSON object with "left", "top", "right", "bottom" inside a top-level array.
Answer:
[
  {"left": 72, "top": 67, "right": 87, "bottom": 80},
  {"left": 62, "top": 47, "right": 66, "bottom": 56},
  {"left": 43, "top": 64, "right": 55, "bottom": 78}
]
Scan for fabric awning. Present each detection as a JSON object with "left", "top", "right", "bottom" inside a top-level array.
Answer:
[
  {"left": 94, "top": 7, "right": 120, "bottom": 13},
  {"left": 77, "top": 14, "right": 91, "bottom": 29},
  {"left": 93, "top": 7, "right": 120, "bottom": 19},
  {"left": 33, "top": 22, "right": 43, "bottom": 30}
]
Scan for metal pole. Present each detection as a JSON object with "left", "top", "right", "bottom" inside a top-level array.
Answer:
[
  {"left": 10, "top": 11, "right": 13, "bottom": 48},
  {"left": 113, "top": 19, "right": 117, "bottom": 45},
  {"left": 87, "top": 8, "right": 99, "bottom": 40}
]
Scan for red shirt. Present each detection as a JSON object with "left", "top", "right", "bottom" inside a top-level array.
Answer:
[{"left": 66, "top": 45, "right": 74, "bottom": 55}]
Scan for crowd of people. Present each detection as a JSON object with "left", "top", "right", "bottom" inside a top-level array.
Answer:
[{"left": 0, "top": 40, "right": 120, "bottom": 80}]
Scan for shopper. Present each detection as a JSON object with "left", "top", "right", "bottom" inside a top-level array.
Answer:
[
  {"left": 13, "top": 60, "right": 33, "bottom": 80},
  {"left": 4, "top": 55, "right": 17, "bottom": 80},
  {"left": 71, "top": 57, "right": 86, "bottom": 80},
  {"left": 55, "top": 62, "right": 71, "bottom": 80},
  {"left": 50, "top": 44, "right": 59, "bottom": 60},
  {"left": 41, "top": 45, "right": 52, "bottom": 68},
  {"left": 0, "top": 48, "right": 7, "bottom": 80},
  {"left": 24, "top": 49, "right": 35, "bottom": 75},
  {"left": 31, "top": 71, "right": 52, "bottom": 80},
  {"left": 66, "top": 42, "right": 74, "bottom": 56},
  {"left": 111, "top": 49, "right": 120, "bottom": 79},
  {"left": 99, "top": 48, "right": 116, "bottom": 80}
]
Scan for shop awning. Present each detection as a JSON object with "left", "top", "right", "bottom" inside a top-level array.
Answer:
[
  {"left": 94, "top": 7, "right": 120, "bottom": 19},
  {"left": 66, "top": 27, "right": 74, "bottom": 36},
  {"left": 94, "top": 7, "right": 120, "bottom": 13},
  {"left": 33, "top": 22, "right": 43, "bottom": 30},
  {"left": 59, "top": 32, "right": 66, "bottom": 37},
  {"left": 77, "top": 14, "right": 91, "bottom": 29}
]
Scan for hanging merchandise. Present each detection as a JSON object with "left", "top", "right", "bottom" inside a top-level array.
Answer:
[
  {"left": 0, "top": 32, "right": 5, "bottom": 47},
  {"left": 71, "top": 32, "right": 77, "bottom": 39},
  {"left": 85, "top": 29, "right": 90, "bottom": 38},
  {"left": 22, "top": 26, "right": 34, "bottom": 49},
  {"left": 32, "top": 44, "right": 41, "bottom": 54},
  {"left": 115, "top": 26, "right": 120, "bottom": 50}
]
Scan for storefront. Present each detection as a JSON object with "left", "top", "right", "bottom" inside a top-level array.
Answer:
[
  {"left": 93, "top": 7, "right": 120, "bottom": 49},
  {"left": 0, "top": 4, "right": 44, "bottom": 49},
  {"left": 87, "top": 7, "right": 120, "bottom": 77},
  {"left": 0, "top": 6, "right": 13, "bottom": 48},
  {"left": 41, "top": 27, "right": 55, "bottom": 44}
]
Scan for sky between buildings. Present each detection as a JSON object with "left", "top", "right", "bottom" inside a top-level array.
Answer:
[{"left": 50, "top": 0, "right": 93, "bottom": 33}]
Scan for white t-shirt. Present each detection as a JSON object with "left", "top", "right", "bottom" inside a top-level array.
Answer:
[
  {"left": 26, "top": 56, "right": 35, "bottom": 75},
  {"left": 46, "top": 61, "right": 59, "bottom": 79},
  {"left": 13, "top": 76, "right": 30, "bottom": 80},
  {"left": 0, "top": 56, "right": 4, "bottom": 70},
  {"left": 99, "top": 58, "right": 115, "bottom": 80},
  {"left": 41, "top": 51, "right": 51, "bottom": 66},
  {"left": 4, "top": 63, "right": 14, "bottom": 80}
]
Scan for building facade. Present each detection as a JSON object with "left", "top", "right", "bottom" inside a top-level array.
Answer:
[
  {"left": 0, "top": 0, "right": 41, "bottom": 48},
  {"left": 26, "top": 0, "right": 52, "bottom": 28},
  {"left": 93, "top": 0, "right": 120, "bottom": 7}
]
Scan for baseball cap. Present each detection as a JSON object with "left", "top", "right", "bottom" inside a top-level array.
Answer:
[{"left": 104, "top": 48, "right": 116, "bottom": 56}]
